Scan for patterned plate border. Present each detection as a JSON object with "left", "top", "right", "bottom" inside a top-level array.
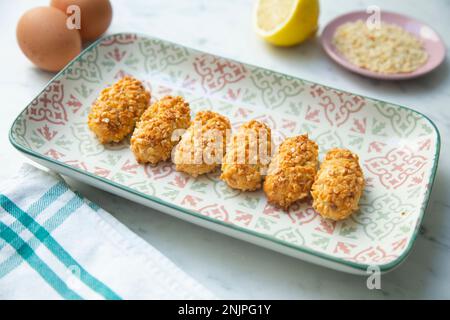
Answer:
[{"left": 8, "top": 33, "right": 441, "bottom": 274}]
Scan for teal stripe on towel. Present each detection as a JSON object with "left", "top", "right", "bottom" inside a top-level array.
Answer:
[
  {"left": 0, "top": 195, "right": 121, "bottom": 300},
  {"left": 0, "top": 182, "right": 68, "bottom": 275},
  {"left": 74, "top": 191, "right": 101, "bottom": 212},
  {"left": 0, "top": 182, "right": 67, "bottom": 251},
  {"left": 0, "top": 196, "right": 80, "bottom": 278},
  {"left": 0, "top": 222, "right": 82, "bottom": 300},
  {"left": 27, "top": 182, "right": 68, "bottom": 216}
]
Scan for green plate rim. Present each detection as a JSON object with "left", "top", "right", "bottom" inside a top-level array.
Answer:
[{"left": 8, "top": 32, "right": 441, "bottom": 273}]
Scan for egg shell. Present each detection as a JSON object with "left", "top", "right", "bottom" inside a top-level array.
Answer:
[
  {"left": 16, "top": 6, "right": 82, "bottom": 72},
  {"left": 50, "top": 0, "right": 112, "bottom": 41}
]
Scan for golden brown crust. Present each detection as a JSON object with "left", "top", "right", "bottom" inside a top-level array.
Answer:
[
  {"left": 174, "top": 110, "right": 231, "bottom": 177},
  {"left": 263, "top": 134, "right": 318, "bottom": 209},
  {"left": 220, "top": 120, "right": 272, "bottom": 191},
  {"left": 130, "top": 95, "right": 191, "bottom": 164},
  {"left": 311, "top": 148, "right": 365, "bottom": 221},
  {"left": 87, "top": 76, "right": 150, "bottom": 144}
]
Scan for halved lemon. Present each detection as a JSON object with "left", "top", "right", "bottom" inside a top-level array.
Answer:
[{"left": 253, "top": 0, "right": 319, "bottom": 46}]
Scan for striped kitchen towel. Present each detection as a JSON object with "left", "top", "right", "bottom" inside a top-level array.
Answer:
[{"left": 0, "top": 164, "right": 214, "bottom": 300}]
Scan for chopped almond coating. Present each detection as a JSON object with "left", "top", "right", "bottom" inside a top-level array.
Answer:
[
  {"left": 88, "top": 76, "right": 150, "bottom": 144},
  {"left": 263, "top": 134, "right": 318, "bottom": 209},
  {"left": 311, "top": 148, "right": 365, "bottom": 221},
  {"left": 220, "top": 120, "right": 272, "bottom": 191},
  {"left": 130, "top": 96, "right": 191, "bottom": 164},
  {"left": 174, "top": 110, "right": 231, "bottom": 177}
]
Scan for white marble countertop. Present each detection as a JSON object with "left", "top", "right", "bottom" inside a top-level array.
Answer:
[{"left": 1, "top": 0, "right": 449, "bottom": 299}]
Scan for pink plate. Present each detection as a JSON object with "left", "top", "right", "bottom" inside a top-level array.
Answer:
[{"left": 321, "top": 10, "right": 446, "bottom": 80}]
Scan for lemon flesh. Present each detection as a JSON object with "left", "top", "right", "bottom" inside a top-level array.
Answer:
[{"left": 254, "top": 0, "right": 319, "bottom": 46}]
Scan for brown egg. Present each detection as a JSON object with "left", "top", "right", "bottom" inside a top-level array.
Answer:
[
  {"left": 16, "top": 6, "right": 82, "bottom": 72},
  {"left": 50, "top": 0, "right": 112, "bottom": 41}
]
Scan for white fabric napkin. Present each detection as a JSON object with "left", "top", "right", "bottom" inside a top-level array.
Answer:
[{"left": 0, "top": 164, "right": 214, "bottom": 300}]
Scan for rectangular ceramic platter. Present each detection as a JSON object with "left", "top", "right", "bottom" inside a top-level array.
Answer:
[{"left": 9, "top": 33, "right": 440, "bottom": 274}]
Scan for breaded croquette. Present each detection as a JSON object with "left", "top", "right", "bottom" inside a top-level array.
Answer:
[
  {"left": 220, "top": 120, "right": 272, "bottom": 191},
  {"left": 88, "top": 76, "right": 150, "bottom": 144},
  {"left": 311, "top": 148, "right": 365, "bottom": 221},
  {"left": 174, "top": 110, "right": 231, "bottom": 177},
  {"left": 130, "top": 96, "right": 191, "bottom": 164},
  {"left": 263, "top": 134, "right": 318, "bottom": 209}
]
